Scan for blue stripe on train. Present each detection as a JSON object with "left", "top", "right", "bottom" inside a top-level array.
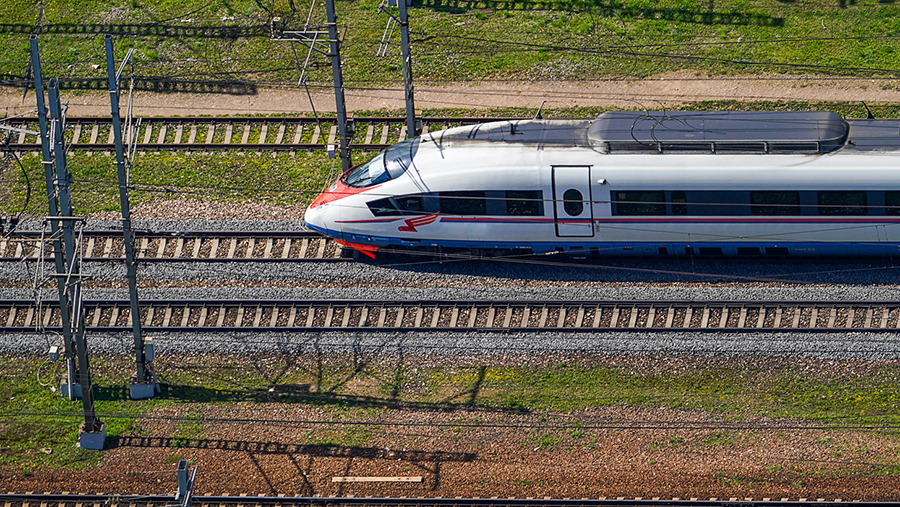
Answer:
[{"left": 306, "top": 224, "right": 900, "bottom": 257}]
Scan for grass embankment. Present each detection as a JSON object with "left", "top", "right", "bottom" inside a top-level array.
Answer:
[
  {"left": 1, "top": 0, "right": 899, "bottom": 89},
  {"left": 0, "top": 150, "right": 344, "bottom": 217},
  {"left": 4, "top": 354, "right": 900, "bottom": 472},
  {"left": 2, "top": 101, "right": 899, "bottom": 216}
]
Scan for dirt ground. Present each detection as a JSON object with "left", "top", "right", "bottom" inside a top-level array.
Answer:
[
  {"left": 4, "top": 354, "right": 900, "bottom": 499},
  {"left": 4, "top": 402, "right": 900, "bottom": 500},
  {"left": 4, "top": 72, "right": 900, "bottom": 117}
]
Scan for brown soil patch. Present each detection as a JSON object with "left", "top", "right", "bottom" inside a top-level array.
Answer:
[
  {"left": 4, "top": 73, "right": 900, "bottom": 117},
  {"left": 3, "top": 403, "right": 899, "bottom": 499},
  {"left": 3, "top": 355, "right": 900, "bottom": 499}
]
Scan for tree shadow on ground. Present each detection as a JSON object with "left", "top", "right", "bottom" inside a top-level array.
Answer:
[
  {"left": 109, "top": 435, "right": 473, "bottom": 495},
  {"left": 413, "top": 0, "right": 783, "bottom": 27},
  {"left": 94, "top": 383, "right": 525, "bottom": 413}
]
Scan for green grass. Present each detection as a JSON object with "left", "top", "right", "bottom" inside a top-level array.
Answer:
[
  {"left": 2, "top": 0, "right": 900, "bottom": 94},
  {"left": 170, "top": 412, "right": 205, "bottom": 447},
  {"left": 0, "top": 149, "right": 350, "bottom": 216},
  {"left": 0, "top": 355, "right": 177, "bottom": 471},
  {"left": 477, "top": 363, "right": 900, "bottom": 423},
  {"left": 4, "top": 353, "right": 900, "bottom": 471}
]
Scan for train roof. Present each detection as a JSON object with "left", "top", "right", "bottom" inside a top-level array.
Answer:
[
  {"left": 429, "top": 111, "right": 900, "bottom": 154},
  {"left": 844, "top": 119, "right": 900, "bottom": 151},
  {"left": 588, "top": 110, "right": 849, "bottom": 154},
  {"left": 433, "top": 119, "right": 592, "bottom": 146}
]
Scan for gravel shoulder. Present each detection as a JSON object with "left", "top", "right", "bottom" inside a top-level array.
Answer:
[{"left": 5, "top": 73, "right": 900, "bottom": 117}]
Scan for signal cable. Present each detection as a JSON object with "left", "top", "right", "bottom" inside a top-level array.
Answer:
[
  {"left": 1, "top": 409, "right": 899, "bottom": 431},
  {"left": 0, "top": 132, "right": 32, "bottom": 232}
]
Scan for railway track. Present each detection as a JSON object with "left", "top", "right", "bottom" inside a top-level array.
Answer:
[
  {"left": 1, "top": 116, "right": 517, "bottom": 153},
  {"left": 0, "top": 493, "right": 893, "bottom": 507},
  {"left": 3, "top": 299, "right": 900, "bottom": 333},
  {"left": 0, "top": 230, "right": 354, "bottom": 262}
]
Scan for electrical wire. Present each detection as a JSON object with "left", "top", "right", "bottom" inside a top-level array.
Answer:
[
  {"left": 418, "top": 33, "right": 900, "bottom": 75},
  {"left": 2, "top": 79, "right": 897, "bottom": 119},
  {"left": 6, "top": 26, "right": 900, "bottom": 88},
  {"left": 1, "top": 409, "right": 899, "bottom": 431},
  {"left": 3, "top": 30, "right": 900, "bottom": 68},
  {"left": 26, "top": 324, "right": 900, "bottom": 350},
  {"left": 388, "top": 0, "right": 866, "bottom": 12},
  {"left": 143, "top": 0, "right": 218, "bottom": 25},
  {"left": 48, "top": 177, "right": 900, "bottom": 283},
  {"left": 8, "top": 75, "right": 900, "bottom": 282},
  {"left": 0, "top": 132, "right": 32, "bottom": 233},
  {"left": 0, "top": 57, "right": 302, "bottom": 66}
]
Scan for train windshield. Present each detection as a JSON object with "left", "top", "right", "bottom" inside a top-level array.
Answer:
[{"left": 342, "top": 138, "right": 419, "bottom": 188}]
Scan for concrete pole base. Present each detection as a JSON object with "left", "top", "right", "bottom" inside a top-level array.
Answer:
[
  {"left": 77, "top": 422, "right": 106, "bottom": 450},
  {"left": 129, "top": 378, "right": 160, "bottom": 399}
]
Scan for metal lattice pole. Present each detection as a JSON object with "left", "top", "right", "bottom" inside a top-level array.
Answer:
[
  {"left": 325, "top": 0, "right": 352, "bottom": 171},
  {"left": 30, "top": 35, "right": 76, "bottom": 399},
  {"left": 47, "top": 78, "right": 103, "bottom": 441},
  {"left": 105, "top": 35, "right": 157, "bottom": 399},
  {"left": 398, "top": 0, "right": 418, "bottom": 139}
]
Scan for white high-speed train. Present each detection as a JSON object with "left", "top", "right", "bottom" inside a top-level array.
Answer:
[{"left": 304, "top": 110, "right": 900, "bottom": 258}]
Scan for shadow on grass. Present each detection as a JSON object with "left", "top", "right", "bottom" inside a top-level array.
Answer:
[
  {"left": 0, "top": 22, "right": 268, "bottom": 38},
  {"left": 92, "top": 383, "right": 529, "bottom": 414},
  {"left": 416, "top": 0, "right": 783, "bottom": 27},
  {"left": 2, "top": 77, "right": 257, "bottom": 95},
  {"left": 109, "top": 435, "right": 477, "bottom": 463}
]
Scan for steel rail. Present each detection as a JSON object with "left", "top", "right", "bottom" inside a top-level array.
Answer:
[
  {"left": 3, "top": 299, "right": 900, "bottom": 333},
  {"left": 0, "top": 493, "right": 896, "bottom": 507},
  {"left": 0, "top": 230, "right": 354, "bottom": 262},
  {"left": 2, "top": 116, "right": 524, "bottom": 153}
]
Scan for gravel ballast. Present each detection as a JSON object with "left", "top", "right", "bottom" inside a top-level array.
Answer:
[
  {"left": 5, "top": 214, "right": 900, "bottom": 499},
  {"left": 3, "top": 330, "right": 900, "bottom": 360},
  {"left": 5, "top": 219, "right": 900, "bottom": 360}
]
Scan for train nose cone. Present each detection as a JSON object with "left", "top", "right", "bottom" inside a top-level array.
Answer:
[{"left": 304, "top": 203, "right": 324, "bottom": 232}]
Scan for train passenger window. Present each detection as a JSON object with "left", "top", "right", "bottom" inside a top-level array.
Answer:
[
  {"left": 750, "top": 191, "right": 801, "bottom": 215},
  {"left": 563, "top": 189, "right": 584, "bottom": 216},
  {"left": 440, "top": 191, "right": 487, "bottom": 215},
  {"left": 698, "top": 247, "right": 724, "bottom": 256},
  {"left": 505, "top": 190, "right": 544, "bottom": 216},
  {"left": 485, "top": 191, "right": 507, "bottom": 216},
  {"left": 367, "top": 197, "right": 400, "bottom": 216},
  {"left": 688, "top": 191, "right": 747, "bottom": 215},
  {"left": 818, "top": 191, "right": 867, "bottom": 215},
  {"left": 367, "top": 194, "right": 437, "bottom": 216},
  {"left": 886, "top": 192, "right": 900, "bottom": 215},
  {"left": 395, "top": 195, "right": 426, "bottom": 213},
  {"left": 614, "top": 191, "right": 665, "bottom": 215},
  {"left": 371, "top": 191, "right": 546, "bottom": 217},
  {"left": 670, "top": 191, "right": 687, "bottom": 215}
]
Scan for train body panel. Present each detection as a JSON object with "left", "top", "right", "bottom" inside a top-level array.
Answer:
[{"left": 304, "top": 111, "right": 900, "bottom": 257}]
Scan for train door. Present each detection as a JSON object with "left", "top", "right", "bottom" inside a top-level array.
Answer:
[{"left": 552, "top": 165, "right": 594, "bottom": 237}]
